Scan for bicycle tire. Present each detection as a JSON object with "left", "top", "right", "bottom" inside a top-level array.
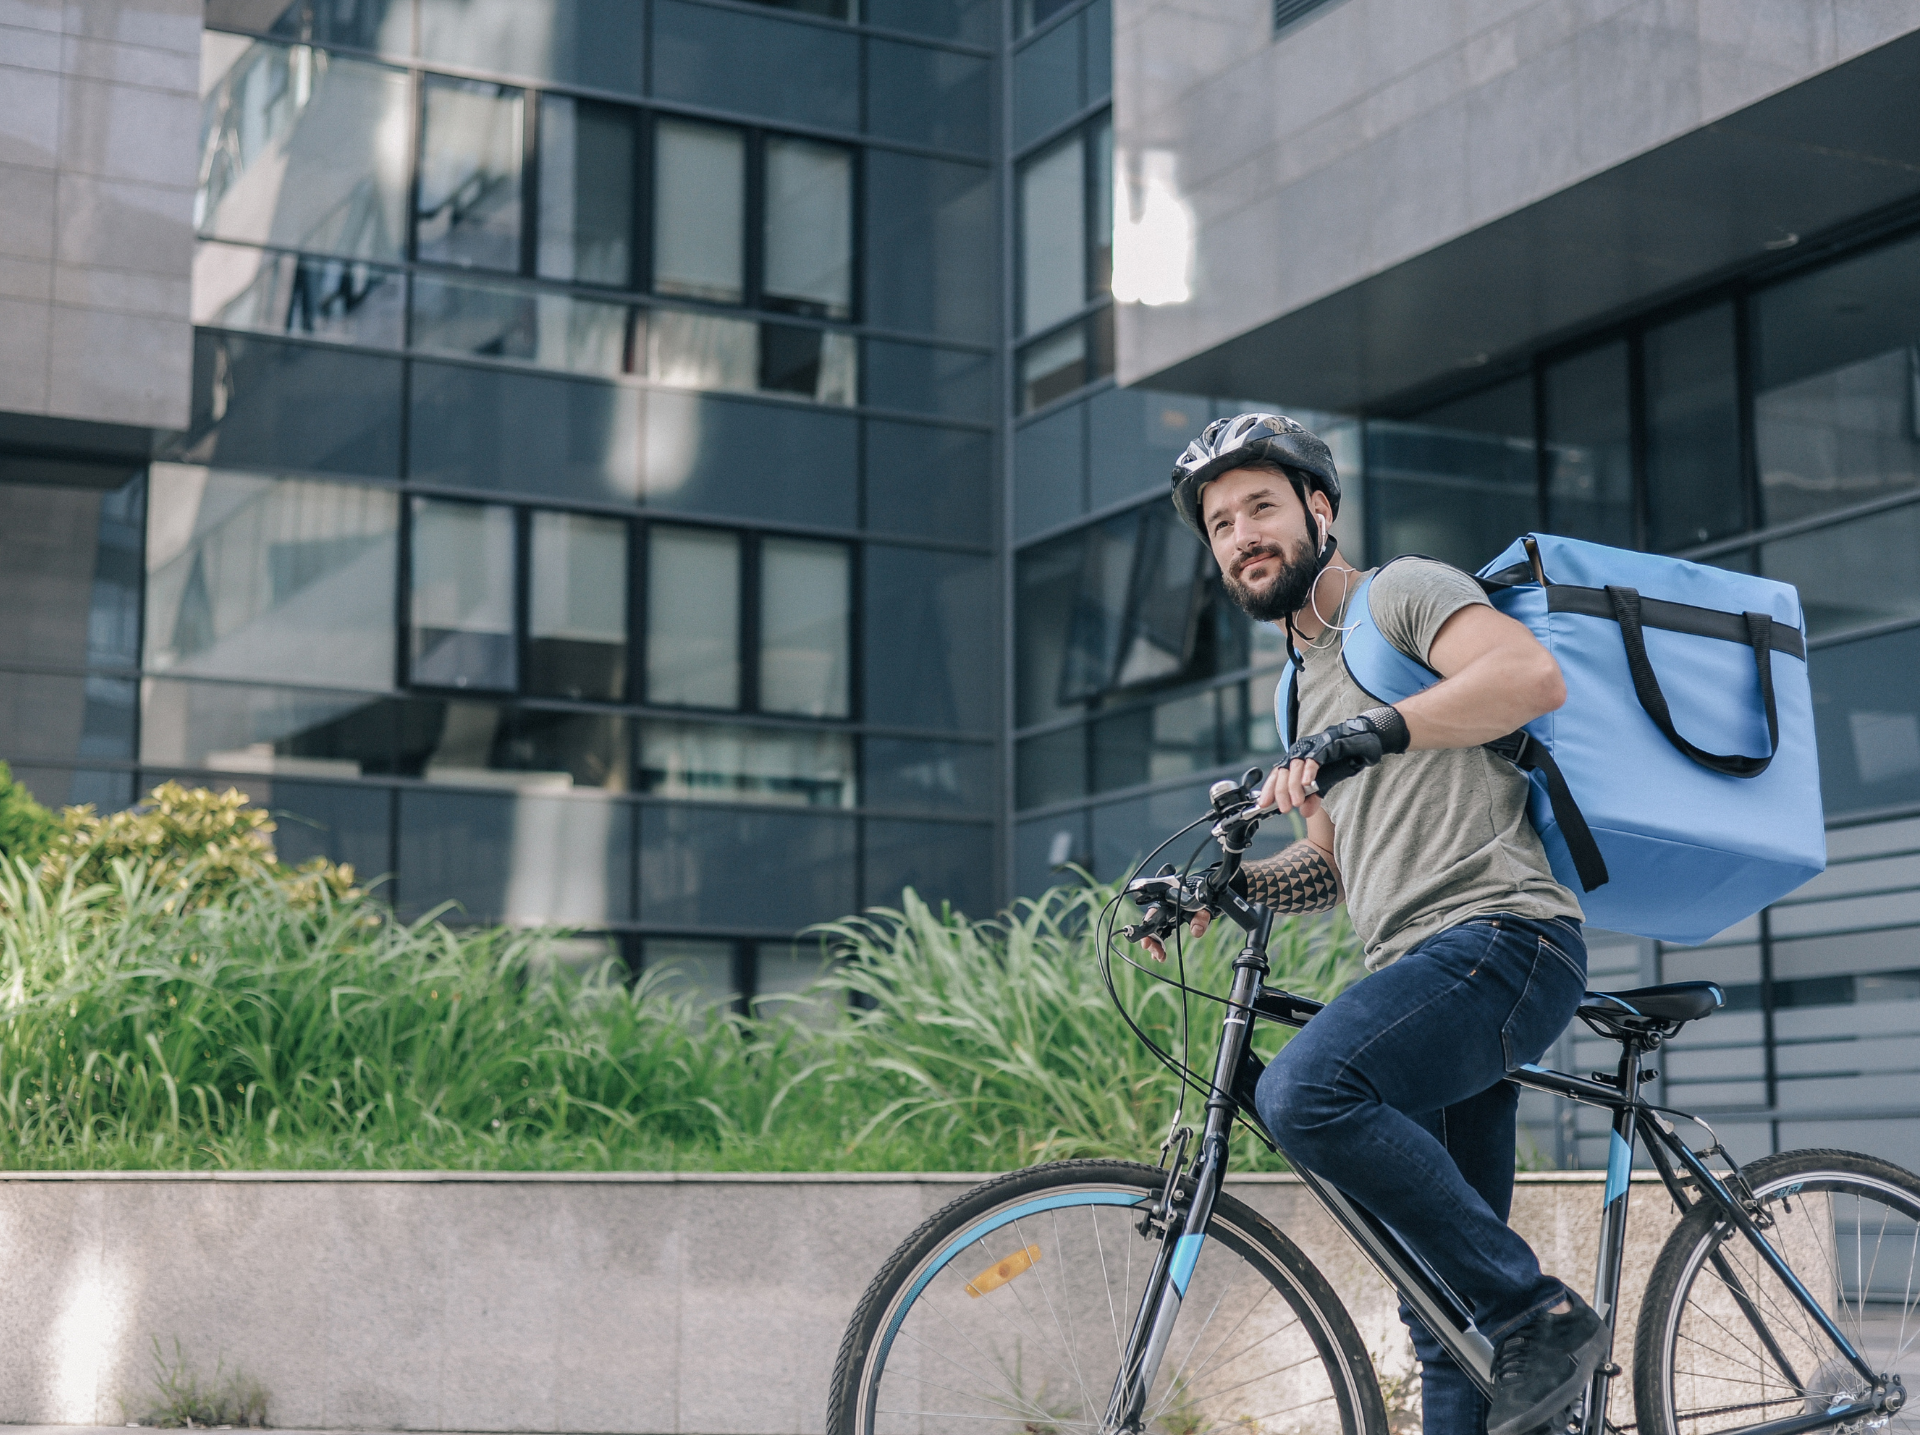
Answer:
[
  {"left": 1634, "top": 1147, "right": 1920, "bottom": 1435},
  {"left": 826, "top": 1157, "right": 1388, "bottom": 1435}
]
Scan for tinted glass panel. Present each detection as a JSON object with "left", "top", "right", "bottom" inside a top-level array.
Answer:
[
  {"left": 1369, "top": 376, "right": 1537, "bottom": 569},
  {"left": 1543, "top": 341, "right": 1634, "bottom": 546},
  {"left": 1086, "top": 0, "right": 1112, "bottom": 103},
  {"left": 411, "top": 274, "right": 631, "bottom": 376},
  {"left": 196, "top": 38, "right": 409, "bottom": 261},
  {"left": 648, "top": 307, "right": 757, "bottom": 390},
  {"left": 1015, "top": 527, "right": 1087, "bottom": 726},
  {"left": 409, "top": 498, "right": 516, "bottom": 690},
  {"left": 764, "top": 138, "right": 853, "bottom": 318},
  {"left": 397, "top": 786, "right": 631, "bottom": 924},
  {"left": 416, "top": 78, "right": 524, "bottom": 272},
  {"left": 643, "top": 391, "right": 858, "bottom": 527},
  {"left": 1754, "top": 233, "right": 1920, "bottom": 528},
  {"left": 251, "top": 777, "right": 392, "bottom": 883},
  {"left": 757, "top": 322, "right": 858, "bottom": 406},
  {"left": 1016, "top": 0, "right": 1078, "bottom": 37},
  {"left": 863, "top": 546, "right": 995, "bottom": 732},
  {"left": 864, "top": 340, "right": 993, "bottom": 422},
  {"left": 638, "top": 722, "right": 853, "bottom": 806},
  {"left": 864, "top": 737, "right": 993, "bottom": 814},
  {"left": 1012, "top": 16, "right": 1079, "bottom": 150},
  {"left": 638, "top": 805, "right": 856, "bottom": 929},
  {"left": 1056, "top": 508, "right": 1139, "bottom": 702},
  {"left": 642, "top": 938, "right": 741, "bottom": 1008},
  {"left": 1645, "top": 302, "right": 1743, "bottom": 551},
  {"left": 418, "top": 0, "right": 647, "bottom": 94},
  {"left": 1020, "top": 326, "right": 1085, "bottom": 412},
  {"left": 537, "top": 96, "right": 635, "bottom": 287},
  {"left": 186, "top": 331, "right": 403, "bottom": 479},
  {"left": 194, "top": 243, "right": 406, "bottom": 348},
  {"left": 1762, "top": 501, "right": 1920, "bottom": 639},
  {"left": 1013, "top": 403, "right": 1085, "bottom": 538},
  {"left": 865, "top": 152, "right": 994, "bottom": 345},
  {"left": 1092, "top": 690, "right": 1219, "bottom": 793},
  {"left": 407, "top": 362, "right": 642, "bottom": 503},
  {"left": 1088, "top": 387, "right": 1204, "bottom": 509},
  {"left": 1015, "top": 725, "right": 1085, "bottom": 808},
  {"left": 650, "top": 1, "right": 858, "bottom": 132},
  {"left": 646, "top": 526, "right": 740, "bottom": 708},
  {"left": 146, "top": 465, "right": 398, "bottom": 689},
  {"left": 863, "top": 818, "right": 993, "bottom": 916},
  {"left": 0, "top": 478, "right": 143, "bottom": 670},
  {"left": 208, "top": 0, "right": 409, "bottom": 52},
  {"left": 397, "top": 700, "right": 628, "bottom": 790},
  {"left": 0, "top": 673, "right": 135, "bottom": 766},
  {"left": 140, "top": 679, "right": 396, "bottom": 777},
  {"left": 528, "top": 511, "right": 627, "bottom": 701},
  {"left": 759, "top": 538, "right": 851, "bottom": 718},
  {"left": 1020, "top": 133, "right": 1085, "bottom": 335},
  {"left": 864, "top": 0, "right": 995, "bottom": 44},
  {"left": 867, "top": 420, "right": 992, "bottom": 545},
  {"left": 1810, "top": 625, "right": 1920, "bottom": 818},
  {"left": 1015, "top": 811, "right": 1087, "bottom": 896},
  {"left": 865, "top": 39, "right": 990, "bottom": 156},
  {"left": 652, "top": 119, "right": 745, "bottom": 304}
]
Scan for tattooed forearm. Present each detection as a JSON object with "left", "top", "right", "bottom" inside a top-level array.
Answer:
[{"left": 1238, "top": 840, "right": 1341, "bottom": 913}]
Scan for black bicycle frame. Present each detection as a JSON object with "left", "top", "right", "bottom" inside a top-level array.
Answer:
[{"left": 1105, "top": 890, "right": 1891, "bottom": 1435}]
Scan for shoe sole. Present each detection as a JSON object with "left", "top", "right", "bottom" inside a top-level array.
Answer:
[{"left": 1486, "top": 1325, "right": 1611, "bottom": 1435}]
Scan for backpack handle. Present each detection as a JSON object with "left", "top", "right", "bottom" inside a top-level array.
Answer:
[{"left": 1604, "top": 585, "right": 1779, "bottom": 778}]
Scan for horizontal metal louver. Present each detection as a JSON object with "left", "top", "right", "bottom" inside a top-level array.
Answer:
[{"left": 1273, "top": 0, "right": 1338, "bottom": 35}]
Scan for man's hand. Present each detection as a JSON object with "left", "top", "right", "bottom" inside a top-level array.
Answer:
[
  {"left": 1141, "top": 910, "right": 1211, "bottom": 962},
  {"left": 1267, "top": 707, "right": 1409, "bottom": 815}
]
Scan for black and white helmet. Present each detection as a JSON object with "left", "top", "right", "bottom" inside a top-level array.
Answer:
[{"left": 1169, "top": 413, "right": 1340, "bottom": 536}]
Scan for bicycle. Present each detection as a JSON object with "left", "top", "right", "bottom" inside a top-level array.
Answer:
[{"left": 827, "top": 764, "right": 1920, "bottom": 1435}]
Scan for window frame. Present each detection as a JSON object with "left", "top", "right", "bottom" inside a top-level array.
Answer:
[{"left": 1013, "top": 112, "right": 1113, "bottom": 414}]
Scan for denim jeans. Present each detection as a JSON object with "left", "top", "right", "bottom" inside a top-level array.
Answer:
[{"left": 1254, "top": 914, "right": 1588, "bottom": 1435}]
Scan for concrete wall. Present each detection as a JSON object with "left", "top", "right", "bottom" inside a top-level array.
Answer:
[
  {"left": 1111, "top": 0, "right": 1920, "bottom": 393},
  {"left": 0, "top": 1168, "right": 1677, "bottom": 1435},
  {"left": 0, "top": 0, "right": 199, "bottom": 431}
]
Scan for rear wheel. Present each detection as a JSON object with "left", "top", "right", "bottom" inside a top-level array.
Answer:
[
  {"left": 1634, "top": 1148, "right": 1920, "bottom": 1435},
  {"left": 827, "top": 1157, "right": 1387, "bottom": 1435}
]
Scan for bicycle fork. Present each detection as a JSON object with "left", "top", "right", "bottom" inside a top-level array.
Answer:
[{"left": 1102, "top": 915, "right": 1272, "bottom": 1433}]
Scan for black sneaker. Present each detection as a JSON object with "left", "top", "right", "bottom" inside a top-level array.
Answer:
[{"left": 1486, "top": 1292, "right": 1609, "bottom": 1435}]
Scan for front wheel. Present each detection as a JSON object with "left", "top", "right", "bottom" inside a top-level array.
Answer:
[
  {"left": 827, "top": 1157, "right": 1387, "bottom": 1435},
  {"left": 1634, "top": 1148, "right": 1920, "bottom": 1435}
]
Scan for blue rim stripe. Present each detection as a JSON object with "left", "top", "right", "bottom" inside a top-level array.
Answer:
[
  {"left": 876, "top": 1189, "right": 1149, "bottom": 1368},
  {"left": 1169, "top": 1233, "right": 1205, "bottom": 1295}
]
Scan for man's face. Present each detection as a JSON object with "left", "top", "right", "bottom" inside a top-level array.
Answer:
[{"left": 1202, "top": 466, "right": 1329, "bottom": 622}]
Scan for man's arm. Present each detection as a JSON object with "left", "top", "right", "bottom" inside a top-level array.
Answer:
[{"left": 1238, "top": 836, "right": 1340, "bottom": 912}]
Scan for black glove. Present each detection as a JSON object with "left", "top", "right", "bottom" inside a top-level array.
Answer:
[{"left": 1284, "top": 706, "right": 1410, "bottom": 793}]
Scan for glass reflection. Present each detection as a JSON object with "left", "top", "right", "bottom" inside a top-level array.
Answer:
[
  {"left": 1645, "top": 302, "right": 1743, "bottom": 550},
  {"left": 761, "top": 324, "right": 858, "bottom": 405},
  {"left": 398, "top": 700, "right": 627, "bottom": 790},
  {"left": 648, "top": 308, "right": 758, "bottom": 393},
  {"left": 0, "top": 476, "right": 143, "bottom": 672},
  {"left": 1371, "top": 376, "right": 1538, "bottom": 570},
  {"left": 411, "top": 274, "right": 630, "bottom": 376},
  {"left": 653, "top": 120, "right": 745, "bottom": 304},
  {"left": 645, "top": 527, "right": 740, "bottom": 708},
  {"left": 416, "top": 77, "right": 525, "bottom": 271},
  {"left": 1021, "top": 325, "right": 1086, "bottom": 412},
  {"left": 1544, "top": 341, "right": 1634, "bottom": 546},
  {"left": 763, "top": 138, "right": 852, "bottom": 318},
  {"left": 759, "top": 538, "right": 850, "bottom": 718},
  {"left": 196, "top": 37, "right": 410, "bottom": 261},
  {"left": 537, "top": 95, "right": 635, "bottom": 286},
  {"left": 1020, "top": 133, "right": 1086, "bottom": 335},
  {"left": 865, "top": 737, "right": 993, "bottom": 813},
  {"left": 409, "top": 498, "right": 516, "bottom": 690},
  {"left": 145, "top": 464, "right": 398, "bottom": 690},
  {"left": 418, "top": 0, "right": 645, "bottom": 93},
  {"left": 639, "top": 722, "right": 854, "bottom": 807},
  {"left": 642, "top": 938, "right": 740, "bottom": 1009},
  {"left": 528, "top": 511, "right": 627, "bottom": 701},
  {"left": 1762, "top": 501, "right": 1920, "bottom": 638},
  {"left": 193, "top": 242, "right": 404, "bottom": 347},
  {"left": 140, "top": 678, "right": 396, "bottom": 777}
]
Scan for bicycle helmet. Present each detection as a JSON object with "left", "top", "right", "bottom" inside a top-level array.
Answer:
[{"left": 1169, "top": 412, "right": 1340, "bottom": 536}]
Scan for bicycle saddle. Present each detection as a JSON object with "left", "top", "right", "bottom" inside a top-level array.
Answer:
[{"left": 1577, "top": 981, "right": 1724, "bottom": 1038}]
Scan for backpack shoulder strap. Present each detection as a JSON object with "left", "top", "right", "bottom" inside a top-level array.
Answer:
[{"left": 1273, "top": 566, "right": 1440, "bottom": 746}]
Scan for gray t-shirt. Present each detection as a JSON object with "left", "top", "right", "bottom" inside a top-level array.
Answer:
[{"left": 1289, "top": 558, "right": 1582, "bottom": 970}]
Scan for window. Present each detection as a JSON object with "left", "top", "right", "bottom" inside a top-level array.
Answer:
[
  {"left": 528, "top": 511, "right": 627, "bottom": 701},
  {"left": 638, "top": 722, "right": 854, "bottom": 806},
  {"left": 1016, "top": 117, "right": 1113, "bottom": 412},
  {"left": 416, "top": 77, "right": 525, "bottom": 271},
  {"left": 651, "top": 121, "right": 855, "bottom": 322},
  {"left": 537, "top": 96, "right": 636, "bottom": 287},
  {"left": 1543, "top": 341, "right": 1634, "bottom": 546},
  {"left": 653, "top": 119, "right": 746, "bottom": 304},
  {"left": 1645, "top": 302, "right": 1744, "bottom": 551},
  {"left": 409, "top": 498, "right": 517, "bottom": 690},
  {"left": 644, "top": 526, "right": 852, "bottom": 718},
  {"left": 1371, "top": 376, "right": 1539, "bottom": 570}
]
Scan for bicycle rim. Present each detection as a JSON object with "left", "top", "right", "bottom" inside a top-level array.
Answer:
[
  {"left": 1642, "top": 1150, "right": 1920, "bottom": 1435},
  {"left": 843, "top": 1164, "right": 1377, "bottom": 1435}
]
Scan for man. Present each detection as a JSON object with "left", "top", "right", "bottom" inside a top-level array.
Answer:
[{"left": 1154, "top": 413, "right": 1606, "bottom": 1435}]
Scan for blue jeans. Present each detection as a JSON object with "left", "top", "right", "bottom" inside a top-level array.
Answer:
[{"left": 1254, "top": 914, "right": 1588, "bottom": 1435}]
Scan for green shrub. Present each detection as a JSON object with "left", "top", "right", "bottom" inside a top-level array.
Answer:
[{"left": 0, "top": 762, "right": 56, "bottom": 867}]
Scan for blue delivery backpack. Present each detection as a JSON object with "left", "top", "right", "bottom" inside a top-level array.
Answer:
[{"left": 1276, "top": 533, "right": 1826, "bottom": 945}]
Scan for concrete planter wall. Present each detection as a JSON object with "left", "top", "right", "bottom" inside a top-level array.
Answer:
[{"left": 0, "top": 1169, "right": 1676, "bottom": 1435}]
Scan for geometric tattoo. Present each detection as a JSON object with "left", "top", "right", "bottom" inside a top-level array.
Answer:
[{"left": 1238, "top": 839, "right": 1341, "bottom": 913}]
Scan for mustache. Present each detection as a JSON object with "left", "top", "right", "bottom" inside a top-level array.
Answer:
[{"left": 1230, "top": 544, "right": 1288, "bottom": 581}]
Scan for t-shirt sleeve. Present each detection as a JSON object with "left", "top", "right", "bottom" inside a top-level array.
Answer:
[{"left": 1369, "top": 558, "right": 1490, "bottom": 667}]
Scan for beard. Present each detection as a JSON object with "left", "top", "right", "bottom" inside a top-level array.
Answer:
[{"left": 1222, "top": 532, "right": 1325, "bottom": 622}]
